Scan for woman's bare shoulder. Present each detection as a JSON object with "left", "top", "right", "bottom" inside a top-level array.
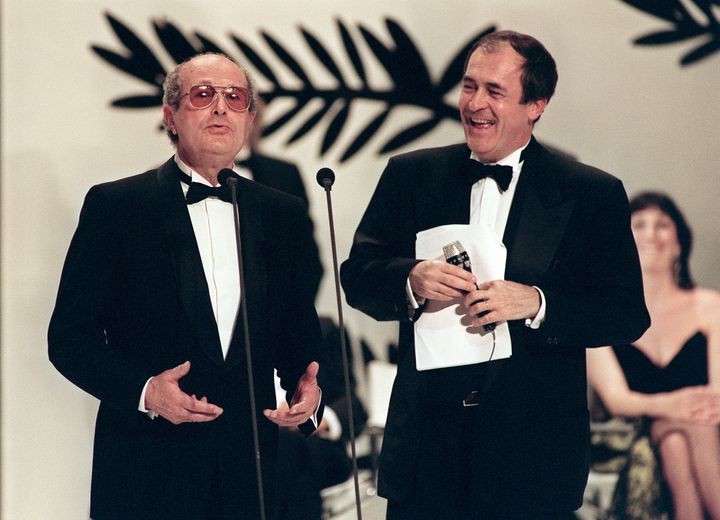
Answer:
[{"left": 693, "top": 288, "right": 720, "bottom": 329}]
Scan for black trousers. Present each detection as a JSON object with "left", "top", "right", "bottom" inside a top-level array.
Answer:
[
  {"left": 383, "top": 402, "right": 580, "bottom": 520},
  {"left": 386, "top": 500, "right": 577, "bottom": 520}
]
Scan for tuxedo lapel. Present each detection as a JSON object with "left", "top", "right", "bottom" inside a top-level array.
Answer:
[
  {"left": 156, "top": 159, "right": 225, "bottom": 366},
  {"left": 503, "top": 138, "right": 574, "bottom": 282},
  {"left": 457, "top": 139, "right": 575, "bottom": 403},
  {"left": 418, "top": 144, "right": 473, "bottom": 231}
]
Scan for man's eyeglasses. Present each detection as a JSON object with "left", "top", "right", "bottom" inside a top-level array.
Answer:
[{"left": 179, "top": 84, "right": 251, "bottom": 112}]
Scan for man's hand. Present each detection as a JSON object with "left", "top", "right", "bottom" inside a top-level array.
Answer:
[
  {"left": 264, "top": 362, "right": 321, "bottom": 428},
  {"left": 463, "top": 280, "right": 541, "bottom": 328},
  {"left": 145, "top": 361, "right": 223, "bottom": 425},
  {"left": 409, "top": 260, "right": 476, "bottom": 303}
]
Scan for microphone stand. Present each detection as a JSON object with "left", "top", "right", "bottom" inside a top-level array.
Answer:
[
  {"left": 316, "top": 168, "right": 363, "bottom": 520},
  {"left": 224, "top": 173, "right": 267, "bottom": 520}
]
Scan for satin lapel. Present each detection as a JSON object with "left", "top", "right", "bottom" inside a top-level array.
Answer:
[
  {"left": 503, "top": 138, "right": 574, "bottom": 282},
  {"left": 472, "top": 140, "right": 574, "bottom": 399},
  {"left": 418, "top": 144, "right": 473, "bottom": 231},
  {"left": 225, "top": 178, "right": 267, "bottom": 368},
  {"left": 156, "top": 159, "right": 225, "bottom": 366}
]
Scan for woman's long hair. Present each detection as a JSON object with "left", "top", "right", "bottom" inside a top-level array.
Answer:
[{"left": 629, "top": 191, "right": 695, "bottom": 289}]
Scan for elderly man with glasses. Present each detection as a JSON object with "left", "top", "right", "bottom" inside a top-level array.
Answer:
[{"left": 49, "top": 53, "right": 323, "bottom": 520}]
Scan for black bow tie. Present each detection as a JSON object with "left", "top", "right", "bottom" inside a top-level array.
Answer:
[
  {"left": 186, "top": 183, "right": 232, "bottom": 204},
  {"left": 465, "top": 160, "right": 513, "bottom": 192},
  {"left": 177, "top": 169, "right": 239, "bottom": 204}
]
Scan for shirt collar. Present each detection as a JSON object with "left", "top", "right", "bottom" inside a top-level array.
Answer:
[
  {"left": 174, "top": 154, "right": 241, "bottom": 187},
  {"left": 469, "top": 138, "right": 531, "bottom": 170}
]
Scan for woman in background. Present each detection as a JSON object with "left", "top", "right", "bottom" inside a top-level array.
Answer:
[{"left": 587, "top": 191, "right": 720, "bottom": 520}]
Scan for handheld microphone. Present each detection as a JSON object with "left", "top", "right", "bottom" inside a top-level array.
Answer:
[
  {"left": 219, "top": 167, "right": 267, "bottom": 520},
  {"left": 442, "top": 240, "right": 496, "bottom": 332}
]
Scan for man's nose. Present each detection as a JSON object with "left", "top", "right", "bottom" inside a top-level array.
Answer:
[
  {"left": 212, "top": 93, "right": 228, "bottom": 115},
  {"left": 467, "top": 89, "right": 489, "bottom": 111}
]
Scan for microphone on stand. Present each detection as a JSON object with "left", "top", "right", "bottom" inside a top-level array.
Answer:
[
  {"left": 218, "top": 168, "right": 267, "bottom": 520},
  {"left": 315, "top": 167, "right": 363, "bottom": 520}
]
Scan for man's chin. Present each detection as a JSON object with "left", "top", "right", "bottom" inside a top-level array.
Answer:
[{"left": 466, "top": 140, "right": 496, "bottom": 160}]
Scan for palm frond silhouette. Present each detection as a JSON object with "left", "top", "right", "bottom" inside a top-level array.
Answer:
[
  {"left": 619, "top": 0, "right": 720, "bottom": 66},
  {"left": 91, "top": 12, "right": 494, "bottom": 161}
]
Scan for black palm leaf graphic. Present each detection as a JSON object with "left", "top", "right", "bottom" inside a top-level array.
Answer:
[
  {"left": 91, "top": 12, "right": 495, "bottom": 161},
  {"left": 90, "top": 14, "right": 166, "bottom": 107},
  {"left": 619, "top": 0, "right": 720, "bottom": 65}
]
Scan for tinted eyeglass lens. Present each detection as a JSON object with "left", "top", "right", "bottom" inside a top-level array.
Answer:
[
  {"left": 188, "top": 85, "right": 250, "bottom": 111},
  {"left": 223, "top": 87, "right": 250, "bottom": 111},
  {"left": 188, "top": 85, "right": 215, "bottom": 108}
]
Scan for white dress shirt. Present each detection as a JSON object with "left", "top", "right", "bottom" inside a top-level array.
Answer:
[
  {"left": 407, "top": 142, "right": 546, "bottom": 328},
  {"left": 140, "top": 155, "right": 320, "bottom": 427},
  {"left": 178, "top": 158, "right": 241, "bottom": 359},
  {"left": 139, "top": 156, "right": 240, "bottom": 415}
]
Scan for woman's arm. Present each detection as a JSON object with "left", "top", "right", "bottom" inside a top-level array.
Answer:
[
  {"left": 587, "top": 346, "right": 720, "bottom": 423},
  {"left": 696, "top": 288, "right": 720, "bottom": 392}
]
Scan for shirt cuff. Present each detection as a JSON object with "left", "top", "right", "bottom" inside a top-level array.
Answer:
[
  {"left": 406, "top": 277, "right": 427, "bottom": 321},
  {"left": 406, "top": 277, "right": 421, "bottom": 308},
  {"left": 308, "top": 388, "right": 322, "bottom": 429},
  {"left": 524, "top": 286, "right": 546, "bottom": 329},
  {"left": 317, "top": 405, "right": 342, "bottom": 441},
  {"left": 138, "top": 377, "right": 158, "bottom": 420}
]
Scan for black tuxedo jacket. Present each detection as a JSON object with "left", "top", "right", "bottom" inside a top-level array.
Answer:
[
  {"left": 340, "top": 138, "right": 649, "bottom": 514},
  {"left": 48, "top": 158, "right": 323, "bottom": 520},
  {"left": 239, "top": 152, "right": 323, "bottom": 299}
]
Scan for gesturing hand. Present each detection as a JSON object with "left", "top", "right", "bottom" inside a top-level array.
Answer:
[
  {"left": 145, "top": 361, "right": 223, "bottom": 425},
  {"left": 264, "top": 362, "right": 321, "bottom": 428}
]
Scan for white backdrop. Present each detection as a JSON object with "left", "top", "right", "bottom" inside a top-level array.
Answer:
[{"left": 2, "top": 1, "right": 719, "bottom": 518}]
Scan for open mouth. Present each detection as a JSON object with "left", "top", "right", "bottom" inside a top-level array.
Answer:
[{"left": 468, "top": 117, "right": 495, "bottom": 128}]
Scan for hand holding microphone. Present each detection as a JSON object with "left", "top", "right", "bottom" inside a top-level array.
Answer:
[{"left": 442, "top": 241, "right": 496, "bottom": 332}]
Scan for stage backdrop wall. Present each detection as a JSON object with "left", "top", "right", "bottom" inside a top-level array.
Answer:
[{"left": 2, "top": 1, "right": 719, "bottom": 518}]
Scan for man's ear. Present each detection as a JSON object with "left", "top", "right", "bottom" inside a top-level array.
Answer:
[
  {"left": 245, "top": 111, "right": 257, "bottom": 138},
  {"left": 163, "top": 105, "right": 176, "bottom": 135},
  {"left": 528, "top": 98, "right": 548, "bottom": 123}
]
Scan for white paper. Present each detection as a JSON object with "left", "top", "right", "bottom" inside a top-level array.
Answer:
[{"left": 414, "top": 224, "right": 512, "bottom": 371}]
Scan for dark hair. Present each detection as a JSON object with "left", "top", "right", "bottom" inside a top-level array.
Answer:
[
  {"left": 630, "top": 191, "right": 695, "bottom": 289},
  {"left": 162, "top": 52, "right": 258, "bottom": 144},
  {"left": 464, "top": 30, "right": 558, "bottom": 104}
]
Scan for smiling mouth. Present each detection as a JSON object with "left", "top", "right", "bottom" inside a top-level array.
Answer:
[
  {"left": 638, "top": 245, "right": 664, "bottom": 254},
  {"left": 468, "top": 117, "right": 495, "bottom": 128}
]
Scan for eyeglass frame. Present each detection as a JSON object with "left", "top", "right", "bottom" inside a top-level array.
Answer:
[{"left": 178, "top": 84, "right": 252, "bottom": 112}]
